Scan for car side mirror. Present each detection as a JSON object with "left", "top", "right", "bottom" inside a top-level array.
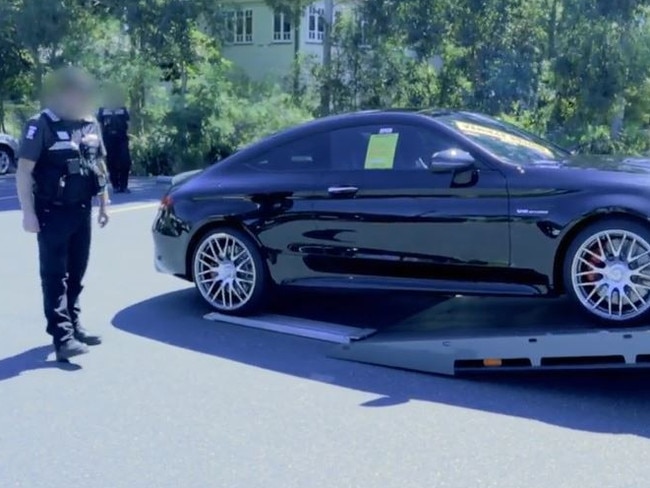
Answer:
[{"left": 429, "top": 149, "right": 475, "bottom": 173}]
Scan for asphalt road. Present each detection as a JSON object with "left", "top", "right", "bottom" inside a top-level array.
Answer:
[{"left": 2, "top": 175, "right": 650, "bottom": 488}]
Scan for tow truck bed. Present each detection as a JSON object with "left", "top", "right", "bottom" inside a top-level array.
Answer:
[{"left": 206, "top": 292, "right": 650, "bottom": 376}]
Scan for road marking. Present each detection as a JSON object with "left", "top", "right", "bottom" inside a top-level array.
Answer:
[
  {"left": 109, "top": 203, "right": 159, "bottom": 214},
  {"left": 0, "top": 196, "right": 158, "bottom": 211}
]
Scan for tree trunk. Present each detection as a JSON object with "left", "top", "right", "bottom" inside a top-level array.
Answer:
[
  {"left": 129, "top": 31, "right": 145, "bottom": 135},
  {"left": 291, "top": 11, "right": 302, "bottom": 101},
  {"left": 31, "top": 47, "right": 43, "bottom": 105},
  {"left": 0, "top": 98, "right": 5, "bottom": 133},
  {"left": 319, "top": 0, "right": 334, "bottom": 116},
  {"left": 610, "top": 94, "right": 625, "bottom": 141},
  {"left": 547, "top": 0, "right": 558, "bottom": 59}
]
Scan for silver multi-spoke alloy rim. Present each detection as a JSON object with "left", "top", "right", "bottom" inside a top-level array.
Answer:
[
  {"left": 0, "top": 151, "right": 10, "bottom": 174},
  {"left": 193, "top": 232, "right": 257, "bottom": 311},
  {"left": 571, "top": 229, "right": 650, "bottom": 320}
]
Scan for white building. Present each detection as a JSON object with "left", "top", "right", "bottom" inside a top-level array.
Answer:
[{"left": 221, "top": 1, "right": 350, "bottom": 81}]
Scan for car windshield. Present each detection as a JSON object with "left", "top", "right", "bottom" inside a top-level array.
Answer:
[{"left": 434, "top": 113, "right": 570, "bottom": 165}]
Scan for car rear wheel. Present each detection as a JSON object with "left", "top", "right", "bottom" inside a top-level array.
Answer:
[
  {"left": 192, "top": 228, "right": 268, "bottom": 315},
  {"left": 564, "top": 219, "right": 650, "bottom": 324},
  {"left": 0, "top": 147, "right": 12, "bottom": 175}
]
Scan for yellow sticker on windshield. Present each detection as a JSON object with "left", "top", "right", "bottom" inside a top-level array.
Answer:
[
  {"left": 455, "top": 121, "right": 554, "bottom": 157},
  {"left": 364, "top": 133, "right": 399, "bottom": 169}
]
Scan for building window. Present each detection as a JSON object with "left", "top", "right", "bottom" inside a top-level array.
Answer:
[
  {"left": 273, "top": 11, "right": 292, "bottom": 42},
  {"left": 308, "top": 5, "right": 324, "bottom": 42},
  {"left": 226, "top": 9, "right": 253, "bottom": 44}
]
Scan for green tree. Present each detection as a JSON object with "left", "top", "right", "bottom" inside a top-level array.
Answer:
[
  {"left": 549, "top": 1, "right": 650, "bottom": 136},
  {"left": 12, "top": 0, "right": 88, "bottom": 94},
  {"left": 0, "top": 0, "right": 33, "bottom": 130}
]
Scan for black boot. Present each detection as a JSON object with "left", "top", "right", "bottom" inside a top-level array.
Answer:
[
  {"left": 74, "top": 327, "right": 103, "bottom": 346},
  {"left": 55, "top": 339, "right": 89, "bottom": 362}
]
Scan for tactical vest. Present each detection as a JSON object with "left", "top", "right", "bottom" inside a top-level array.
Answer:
[
  {"left": 32, "top": 112, "right": 105, "bottom": 206},
  {"left": 99, "top": 107, "right": 128, "bottom": 139}
]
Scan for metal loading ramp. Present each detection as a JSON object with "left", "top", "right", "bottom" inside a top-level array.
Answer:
[
  {"left": 204, "top": 311, "right": 377, "bottom": 344},
  {"left": 329, "top": 328, "right": 650, "bottom": 376},
  {"left": 206, "top": 292, "right": 650, "bottom": 376}
]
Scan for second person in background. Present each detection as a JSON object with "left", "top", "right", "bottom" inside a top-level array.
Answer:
[{"left": 97, "top": 88, "right": 132, "bottom": 193}]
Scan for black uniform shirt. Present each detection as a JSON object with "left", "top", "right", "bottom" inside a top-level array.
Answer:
[{"left": 18, "top": 108, "right": 106, "bottom": 163}]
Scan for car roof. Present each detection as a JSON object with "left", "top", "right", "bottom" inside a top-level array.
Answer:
[{"left": 298, "top": 107, "right": 468, "bottom": 122}]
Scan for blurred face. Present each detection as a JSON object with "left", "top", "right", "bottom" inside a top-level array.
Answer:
[
  {"left": 53, "top": 84, "right": 93, "bottom": 119},
  {"left": 106, "top": 89, "right": 124, "bottom": 108}
]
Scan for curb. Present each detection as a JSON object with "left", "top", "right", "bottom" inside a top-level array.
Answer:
[{"left": 156, "top": 176, "right": 173, "bottom": 184}]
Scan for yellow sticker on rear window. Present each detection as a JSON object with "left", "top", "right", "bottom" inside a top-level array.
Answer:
[{"left": 364, "top": 133, "right": 399, "bottom": 169}]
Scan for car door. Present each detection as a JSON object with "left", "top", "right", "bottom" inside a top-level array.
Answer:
[
  {"left": 220, "top": 131, "right": 331, "bottom": 283},
  {"left": 307, "top": 121, "right": 511, "bottom": 286}
]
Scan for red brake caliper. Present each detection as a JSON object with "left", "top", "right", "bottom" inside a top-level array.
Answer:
[{"left": 585, "top": 241, "right": 604, "bottom": 283}]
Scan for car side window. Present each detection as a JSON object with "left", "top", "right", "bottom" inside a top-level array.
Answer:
[
  {"left": 243, "top": 132, "right": 331, "bottom": 172},
  {"left": 331, "top": 124, "right": 459, "bottom": 171}
]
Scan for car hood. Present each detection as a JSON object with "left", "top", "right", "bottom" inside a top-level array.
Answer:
[{"left": 533, "top": 154, "right": 650, "bottom": 175}]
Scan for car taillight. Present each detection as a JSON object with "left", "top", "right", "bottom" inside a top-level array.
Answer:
[{"left": 160, "top": 194, "right": 173, "bottom": 210}]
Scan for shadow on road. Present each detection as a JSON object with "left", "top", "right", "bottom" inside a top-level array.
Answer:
[
  {"left": 0, "top": 345, "right": 82, "bottom": 381},
  {"left": 112, "top": 288, "right": 650, "bottom": 438}
]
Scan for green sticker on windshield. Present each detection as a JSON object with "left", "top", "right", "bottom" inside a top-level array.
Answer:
[{"left": 364, "top": 133, "right": 399, "bottom": 169}]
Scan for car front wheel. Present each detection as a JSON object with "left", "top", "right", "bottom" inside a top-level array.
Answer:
[
  {"left": 564, "top": 219, "right": 650, "bottom": 324},
  {"left": 192, "top": 228, "right": 268, "bottom": 315}
]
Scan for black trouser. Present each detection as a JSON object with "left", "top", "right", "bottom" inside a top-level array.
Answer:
[
  {"left": 36, "top": 202, "right": 92, "bottom": 347},
  {"left": 105, "top": 136, "right": 132, "bottom": 190}
]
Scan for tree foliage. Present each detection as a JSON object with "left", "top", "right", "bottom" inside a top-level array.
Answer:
[
  {"left": 4, "top": 0, "right": 650, "bottom": 170},
  {"left": 319, "top": 0, "right": 650, "bottom": 152}
]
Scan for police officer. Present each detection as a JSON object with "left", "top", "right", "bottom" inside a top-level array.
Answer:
[
  {"left": 16, "top": 67, "right": 109, "bottom": 362},
  {"left": 97, "top": 90, "right": 132, "bottom": 193}
]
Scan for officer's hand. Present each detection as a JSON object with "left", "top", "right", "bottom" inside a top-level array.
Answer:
[
  {"left": 98, "top": 209, "right": 110, "bottom": 228},
  {"left": 22, "top": 212, "right": 40, "bottom": 233}
]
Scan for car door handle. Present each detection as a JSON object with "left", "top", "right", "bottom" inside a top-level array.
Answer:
[{"left": 328, "top": 185, "right": 359, "bottom": 196}]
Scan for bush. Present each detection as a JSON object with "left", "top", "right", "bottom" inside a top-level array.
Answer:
[{"left": 126, "top": 62, "right": 314, "bottom": 175}]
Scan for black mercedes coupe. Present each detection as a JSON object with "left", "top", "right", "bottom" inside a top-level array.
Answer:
[{"left": 153, "top": 109, "right": 650, "bottom": 324}]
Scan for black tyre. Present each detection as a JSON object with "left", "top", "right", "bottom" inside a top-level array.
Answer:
[
  {"left": 192, "top": 228, "right": 269, "bottom": 315},
  {"left": 0, "top": 147, "right": 12, "bottom": 175},
  {"left": 563, "top": 218, "right": 650, "bottom": 324}
]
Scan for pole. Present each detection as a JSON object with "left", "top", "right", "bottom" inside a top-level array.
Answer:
[{"left": 320, "top": 0, "right": 334, "bottom": 116}]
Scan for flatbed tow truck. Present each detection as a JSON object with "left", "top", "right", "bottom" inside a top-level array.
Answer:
[{"left": 205, "top": 291, "right": 650, "bottom": 376}]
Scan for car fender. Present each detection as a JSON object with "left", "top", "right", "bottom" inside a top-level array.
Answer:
[
  {"left": 550, "top": 195, "right": 650, "bottom": 292},
  {"left": 510, "top": 187, "right": 650, "bottom": 290},
  {"left": 558, "top": 192, "right": 650, "bottom": 240},
  {"left": 178, "top": 199, "right": 266, "bottom": 277}
]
